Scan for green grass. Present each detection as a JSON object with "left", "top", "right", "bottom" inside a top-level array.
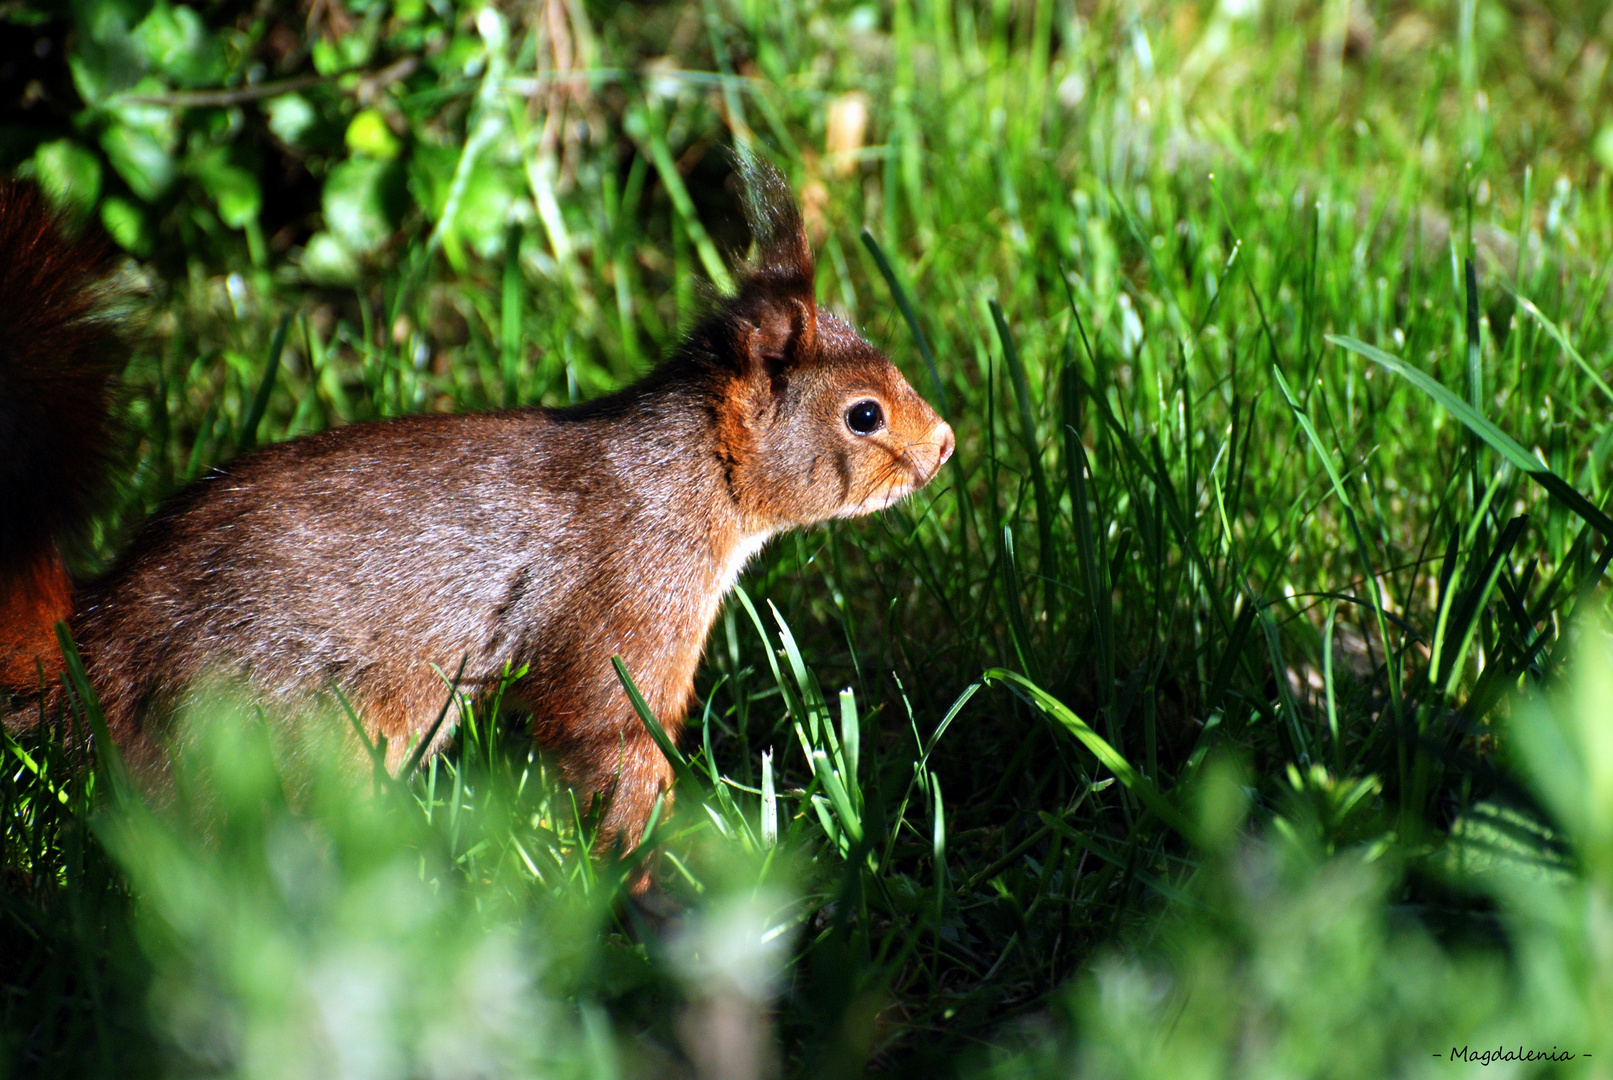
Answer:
[{"left": 7, "top": 0, "right": 1613, "bottom": 1075}]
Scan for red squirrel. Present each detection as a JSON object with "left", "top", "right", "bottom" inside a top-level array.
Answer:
[{"left": 0, "top": 162, "right": 954, "bottom": 854}]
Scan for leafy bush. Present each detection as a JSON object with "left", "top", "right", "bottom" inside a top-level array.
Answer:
[{"left": 6, "top": 0, "right": 526, "bottom": 268}]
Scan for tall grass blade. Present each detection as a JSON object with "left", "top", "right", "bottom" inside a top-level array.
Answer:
[
  {"left": 1506, "top": 289, "right": 1613, "bottom": 407},
  {"left": 238, "top": 313, "right": 290, "bottom": 451},
  {"left": 627, "top": 106, "right": 734, "bottom": 292},
  {"left": 1272, "top": 364, "right": 1405, "bottom": 742},
  {"left": 611, "top": 656, "right": 700, "bottom": 789},
  {"left": 991, "top": 300, "right": 1057, "bottom": 578},
  {"left": 838, "top": 688, "right": 860, "bottom": 797},
  {"left": 981, "top": 668, "right": 1199, "bottom": 844},
  {"left": 998, "top": 526, "right": 1041, "bottom": 683},
  {"left": 733, "top": 586, "right": 801, "bottom": 722},
  {"left": 1063, "top": 363, "right": 1114, "bottom": 715},
  {"left": 769, "top": 601, "right": 831, "bottom": 741},
  {"left": 402, "top": 655, "right": 468, "bottom": 778},
  {"left": 53, "top": 625, "right": 132, "bottom": 807},
  {"left": 860, "top": 230, "right": 949, "bottom": 417},
  {"left": 1330, "top": 334, "right": 1613, "bottom": 539},
  {"left": 809, "top": 747, "right": 864, "bottom": 847},
  {"left": 501, "top": 227, "right": 523, "bottom": 406},
  {"left": 761, "top": 749, "right": 777, "bottom": 848}
]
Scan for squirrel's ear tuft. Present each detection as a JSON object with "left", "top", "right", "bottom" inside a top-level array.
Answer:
[{"left": 737, "top": 151, "right": 814, "bottom": 294}]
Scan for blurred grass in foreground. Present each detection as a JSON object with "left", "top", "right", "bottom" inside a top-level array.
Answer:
[{"left": 8, "top": 614, "right": 1613, "bottom": 1076}]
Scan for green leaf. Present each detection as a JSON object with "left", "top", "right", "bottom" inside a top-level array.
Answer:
[
  {"left": 214, "top": 172, "right": 262, "bottom": 230},
  {"left": 101, "top": 121, "right": 177, "bottom": 201},
  {"left": 133, "top": 1, "right": 221, "bottom": 86},
  {"left": 67, "top": 0, "right": 149, "bottom": 103},
  {"left": 310, "top": 38, "right": 344, "bottom": 76},
  {"left": 1595, "top": 127, "right": 1613, "bottom": 172},
  {"left": 323, "top": 157, "right": 402, "bottom": 253},
  {"left": 190, "top": 150, "right": 261, "bottom": 229},
  {"left": 31, "top": 139, "right": 103, "bottom": 219},
  {"left": 346, "top": 109, "right": 402, "bottom": 161},
  {"left": 265, "top": 94, "right": 317, "bottom": 147},
  {"left": 451, "top": 162, "right": 526, "bottom": 260},
  {"left": 101, "top": 196, "right": 151, "bottom": 255},
  {"left": 300, "top": 232, "right": 359, "bottom": 285},
  {"left": 406, "top": 143, "right": 458, "bottom": 220}
]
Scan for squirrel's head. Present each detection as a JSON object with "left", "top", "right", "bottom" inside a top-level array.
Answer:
[{"left": 693, "top": 158, "right": 954, "bottom": 533}]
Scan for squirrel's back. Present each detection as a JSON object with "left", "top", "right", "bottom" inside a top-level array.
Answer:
[
  {"left": 70, "top": 403, "right": 736, "bottom": 745},
  {"left": 0, "top": 183, "right": 123, "bottom": 694}
]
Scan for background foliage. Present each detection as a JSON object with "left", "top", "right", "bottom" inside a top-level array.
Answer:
[{"left": 7, "top": 0, "right": 1613, "bottom": 1075}]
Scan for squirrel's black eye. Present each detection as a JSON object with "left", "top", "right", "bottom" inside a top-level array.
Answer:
[{"left": 845, "top": 399, "right": 885, "bottom": 436}]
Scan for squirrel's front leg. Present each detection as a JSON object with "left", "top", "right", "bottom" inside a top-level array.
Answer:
[
  {"left": 585, "top": 721, "right": 679, "bottom": 858},
  {"left": 529, "top": 692, "right": 679, "bottom": 880}
]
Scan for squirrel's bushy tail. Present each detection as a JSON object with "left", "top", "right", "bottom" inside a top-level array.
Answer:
[{"left": 0, "top": 181, "right": 123, "bottom": 694}]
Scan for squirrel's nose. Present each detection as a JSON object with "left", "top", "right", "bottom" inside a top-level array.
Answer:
[{"left": 935, "top": 423, "right": 955, "bottom": 467}]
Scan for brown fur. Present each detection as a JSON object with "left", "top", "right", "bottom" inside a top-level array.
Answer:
[
  {"left": 0, "top": 183, "right": 123, "bottom": 691},
  {"left": 0, "top": 164, "right": 954, "bottom": 860},
  {"left": 0, "top": 184, "right": 123, "bottom": 575},
  {"left": 0, "top": 551, "right": 72, "bottom": 691}
]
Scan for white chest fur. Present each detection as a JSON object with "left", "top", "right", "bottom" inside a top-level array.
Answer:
[{"left": 715, "top": 530, "right": 773, "bottom": 599}]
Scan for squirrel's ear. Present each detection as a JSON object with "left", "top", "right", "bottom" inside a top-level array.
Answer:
[
  {"left": 726, "top": 151, "right": 819, "bottom": 390},
  {"left": 737, "top": 296, "right": 817, "bottom": 388}
]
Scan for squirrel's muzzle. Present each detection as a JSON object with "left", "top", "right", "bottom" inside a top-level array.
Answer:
[
  {"left": 914, "top": 419, "right": 955, "bottom": 486},
  {"left": 934, "top": 423, "right": 956, "bottom": 469}
]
